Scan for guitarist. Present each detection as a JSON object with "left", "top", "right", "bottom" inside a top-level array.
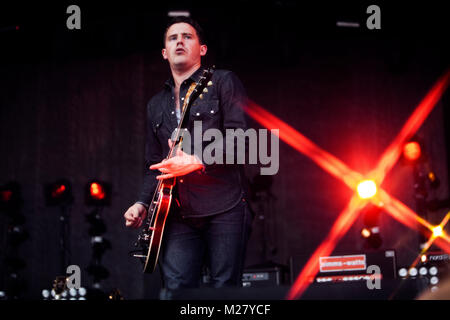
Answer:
[{"left": 123, "top": 16, "right": 252, "bottom": 290}]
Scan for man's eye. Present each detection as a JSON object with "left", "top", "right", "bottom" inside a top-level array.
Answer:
[{"left": 184, "top": 35, "right": 192, "bottom": 39}]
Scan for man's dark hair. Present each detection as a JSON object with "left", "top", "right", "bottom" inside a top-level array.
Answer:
[{"left": 163, "top": 16, "right": 206, "bottom": 46}]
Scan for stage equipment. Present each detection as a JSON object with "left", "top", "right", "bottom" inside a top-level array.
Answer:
[
  {"left": 0, "top": 181, "right": 28, "bottom": 299},
  {"left": 44, "top": 179, "right": 74, "bottom": 274},
  {"left": 85, "top": 180, "right": 111, "bottom": 206},
  {"left": 44, "top": 179, "right": 73, "bottom": 206},
  {"left": 85, "top": 179, "right": 112, "bottom": 293}
]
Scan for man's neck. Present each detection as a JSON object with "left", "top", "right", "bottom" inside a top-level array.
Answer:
[{"left": 170, "top": 62, "right": 201, "bottom": 89}]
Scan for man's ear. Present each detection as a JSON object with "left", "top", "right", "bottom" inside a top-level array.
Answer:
[
  {"left": 200, "top": 44, "right": 207, "bottom": 57},
  {"left": 162, "top": 48, "right": 168, "bottom": 60}
]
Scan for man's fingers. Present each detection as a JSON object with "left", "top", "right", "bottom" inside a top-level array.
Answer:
[
  {"left": 156, "top": 173, "right": 174, "bottom": 180},
  {"left": 150, "top": 162, "right": 164, "bottom": 170},
  {"left": 150, "top": 159, "right": 170, "bottom": 170},
  {"left": 168, "top": 139, "right": 173, "bottom": 148}
]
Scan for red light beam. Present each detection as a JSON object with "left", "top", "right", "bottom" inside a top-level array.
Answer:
[
  {"left": 244, "top": 71, "right": 450, "bottom": 300},
  {"left": 370, "top": 70, "right": 450, "bottom": 185},
  {"left": 245, "top": 100, "right": 363, "bottom": 190},
  {"left": 379, "top": 191, "right": 450, "bottom": 254},
  {"left": 286, "top": 195, "right": 367, "bottom": 300}
]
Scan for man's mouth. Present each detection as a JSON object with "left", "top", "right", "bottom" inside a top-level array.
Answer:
[{"left": 176, "top": 48, "right": 185, "bottom": 54}]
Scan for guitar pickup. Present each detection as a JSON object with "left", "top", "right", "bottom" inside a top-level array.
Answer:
[{"left": 133, "top": 254, "right": 147, "bottom": 258}]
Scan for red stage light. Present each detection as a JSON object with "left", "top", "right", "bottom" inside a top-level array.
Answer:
[
  {"left": 361, "top": 228, "right": 371, "bottom": 238},
  {"left": 51, "top": 184, "right": 66, "bottom": 198},
  {"left": 90, "top": 182, "right": 105, "bottom": 200},
  {"left": 357, "top": 180, "right": 377, "bottom": 199},
  {"left": 0, "top": 190, "right": 13, "bottom": 202},
  {"left": 403, "top": 141, "right": 421, "bottom": 162}
]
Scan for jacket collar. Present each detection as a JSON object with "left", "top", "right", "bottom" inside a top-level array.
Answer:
[{"left": 164, "top": 66, "right": 204, "bottom": 90}]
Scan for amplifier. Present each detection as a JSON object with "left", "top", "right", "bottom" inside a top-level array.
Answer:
[
  {"left": 242, "top": 266, "right": 287, "bottom": 288},
  {"left": 291, "top": 249, "right": 397, "bottom": 285}
]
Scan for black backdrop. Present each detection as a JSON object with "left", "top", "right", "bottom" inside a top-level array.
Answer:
[{"left": 0, "top": 1, "right": 449, "bottom": 299}]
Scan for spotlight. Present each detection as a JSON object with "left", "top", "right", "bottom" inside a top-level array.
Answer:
[
  {"left": 419, "top": 267, "right": 428, "bottom": 276},
  {"left": 398, "top": 268, "right": 408, "bottom": 277},
  {"left": 429, "top": 266, "right": 438, "bottom": 276},
  {"left": 78, "top": 287, "right": 87, "bottom": 296},
  {"left": 69, "top": 288, "right": 77, "bottom": 297},
  {"left": 357, "top": 180, "right": 377, "bottom": 199},
  {"left": 85, "top": 181, "right": 111, "bottom": 206},
  {"left": 360, "top": 205, "right": 382, "bottom": 249},
  {"left": 408, "top": 267, "right": 418, "bottom": 277},
  {"left": 403, "top": 141, "right": 422, "bottom": 162},
  {"left": 361, "top": 228, "right": 371, "bottom": 238},
  {"left": 421, "top": 255, "right": 427, "bottom": 263},
  {"left": 0, "top": 181, "right": 22, "bottom": 212},
  {"left": 432, "top": 225, "right": 443, "bottom": 238},
  {"left": 44, "top": 179, "right": 73, "bottom": 206},
  {"left": 430, "top": 276, "right": 439, "bottom": 285}
]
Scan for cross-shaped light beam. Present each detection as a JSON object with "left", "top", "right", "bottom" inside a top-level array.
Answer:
[{"left": 244, "top": 69, "right": 450, "bottom": 300}]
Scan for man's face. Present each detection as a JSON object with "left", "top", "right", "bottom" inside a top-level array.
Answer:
[{"left": 162, "top": 22, "right": 207, "bottom": 69}]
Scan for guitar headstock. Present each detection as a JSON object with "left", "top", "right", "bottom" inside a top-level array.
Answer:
[{"left": 185, "top": 65, "right": 215, "bottom": 105}]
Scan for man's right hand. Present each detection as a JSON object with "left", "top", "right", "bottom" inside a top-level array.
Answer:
[{"left": 124, "top": 203, "right": 147, "bottom": 228}]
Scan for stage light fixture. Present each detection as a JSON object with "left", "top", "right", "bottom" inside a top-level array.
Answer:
[
  {"left": 432, "top": 225, "right": 443, "bottom": 238},
  {"left": 403, "top": 141, "right": 422, "bottom": 162},
  {"left": 408, "top": 267, "right": 418, "bottom": 277},
  {"left": 360, "top": 205, "right": 383, "bottom": 249},
  {"left": 78, "top": 287, "right": 87, "bottom": 296},
  {"left": 0, "top": 182, "right": 22, "bottom": 212},
  {"left": 419, "top": 267, "right": 428, "bottom": 276},
  {"left": 44, "top": 179, "right": 73, "bottom": 206},
  {"left": 398, "top": 268, "right": 408, "bottom": 277},
  {"left": 85, "top": 180, "right": 111, "bottom": 206},
  {"left": 69, "top": 288, "right": 77, "bottom": 297},
  {"left": 357, "top": 180, "right": 377, "bottom": 199},
  {"left": 430, "top": 276, "right": 439, "bottom": 285},
  {"left": 429, "top": 266, "right": 438, "bottom": 276},
  {"left": 361, "top": 228, "right": 371, "bottom": 238}
]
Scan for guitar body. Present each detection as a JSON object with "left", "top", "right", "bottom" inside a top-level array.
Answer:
[{"left": 143, "top": 182, "right": 173, "bottom": 273}]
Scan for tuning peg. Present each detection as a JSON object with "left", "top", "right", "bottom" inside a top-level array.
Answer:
[
  {"left": 207, "top": 81, "right": 213, "bottom": 86},
  {"left": 203, "top": 88, "right": 208, "bottom": 93},
  {"left": 199, "top": 94, "right": 204, "bottom": 99}
]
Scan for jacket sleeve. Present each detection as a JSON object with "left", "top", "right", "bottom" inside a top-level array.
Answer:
[{"left": 136, "top": 99, "right": 164, "bottom": 207}]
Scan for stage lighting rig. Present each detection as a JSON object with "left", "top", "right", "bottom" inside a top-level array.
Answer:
[
  {"left": 44, "top": 179, "right": 73, "bottom": 207},
  {"left": 0, "top": 181, "right": 28, "bottom": 299},
  {"left": 0, "top": 182, "right": 22, "bottom": 213},
  {"left": 85, "top": 180, "right": 112, "bottom": 293},
  {"left": 360, "top": 204, "right": 383, "bottom": 249},
  {"left": 85, "top": 180, "right": 111, "bottom": 206}
]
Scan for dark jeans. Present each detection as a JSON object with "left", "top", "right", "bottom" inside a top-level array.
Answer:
[{"left": 159, "top": 198, "right": 253, "bottom": 290}]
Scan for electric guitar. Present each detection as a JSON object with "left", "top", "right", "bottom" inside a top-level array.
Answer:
[{"left": 133, "top": 66, "right": 215, "bottom": 273}]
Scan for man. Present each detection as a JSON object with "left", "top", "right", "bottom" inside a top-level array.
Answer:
[{"left": 123, "top": 16, "right": 252, "bottom": 290}]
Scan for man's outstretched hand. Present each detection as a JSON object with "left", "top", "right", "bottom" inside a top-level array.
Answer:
[{"left": 150, "top": 139, "right": 204, "bottom": 180}]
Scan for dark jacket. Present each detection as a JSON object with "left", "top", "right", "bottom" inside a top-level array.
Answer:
[{"left": 137, "top": 67, "right": 248, "bottom": 217}]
